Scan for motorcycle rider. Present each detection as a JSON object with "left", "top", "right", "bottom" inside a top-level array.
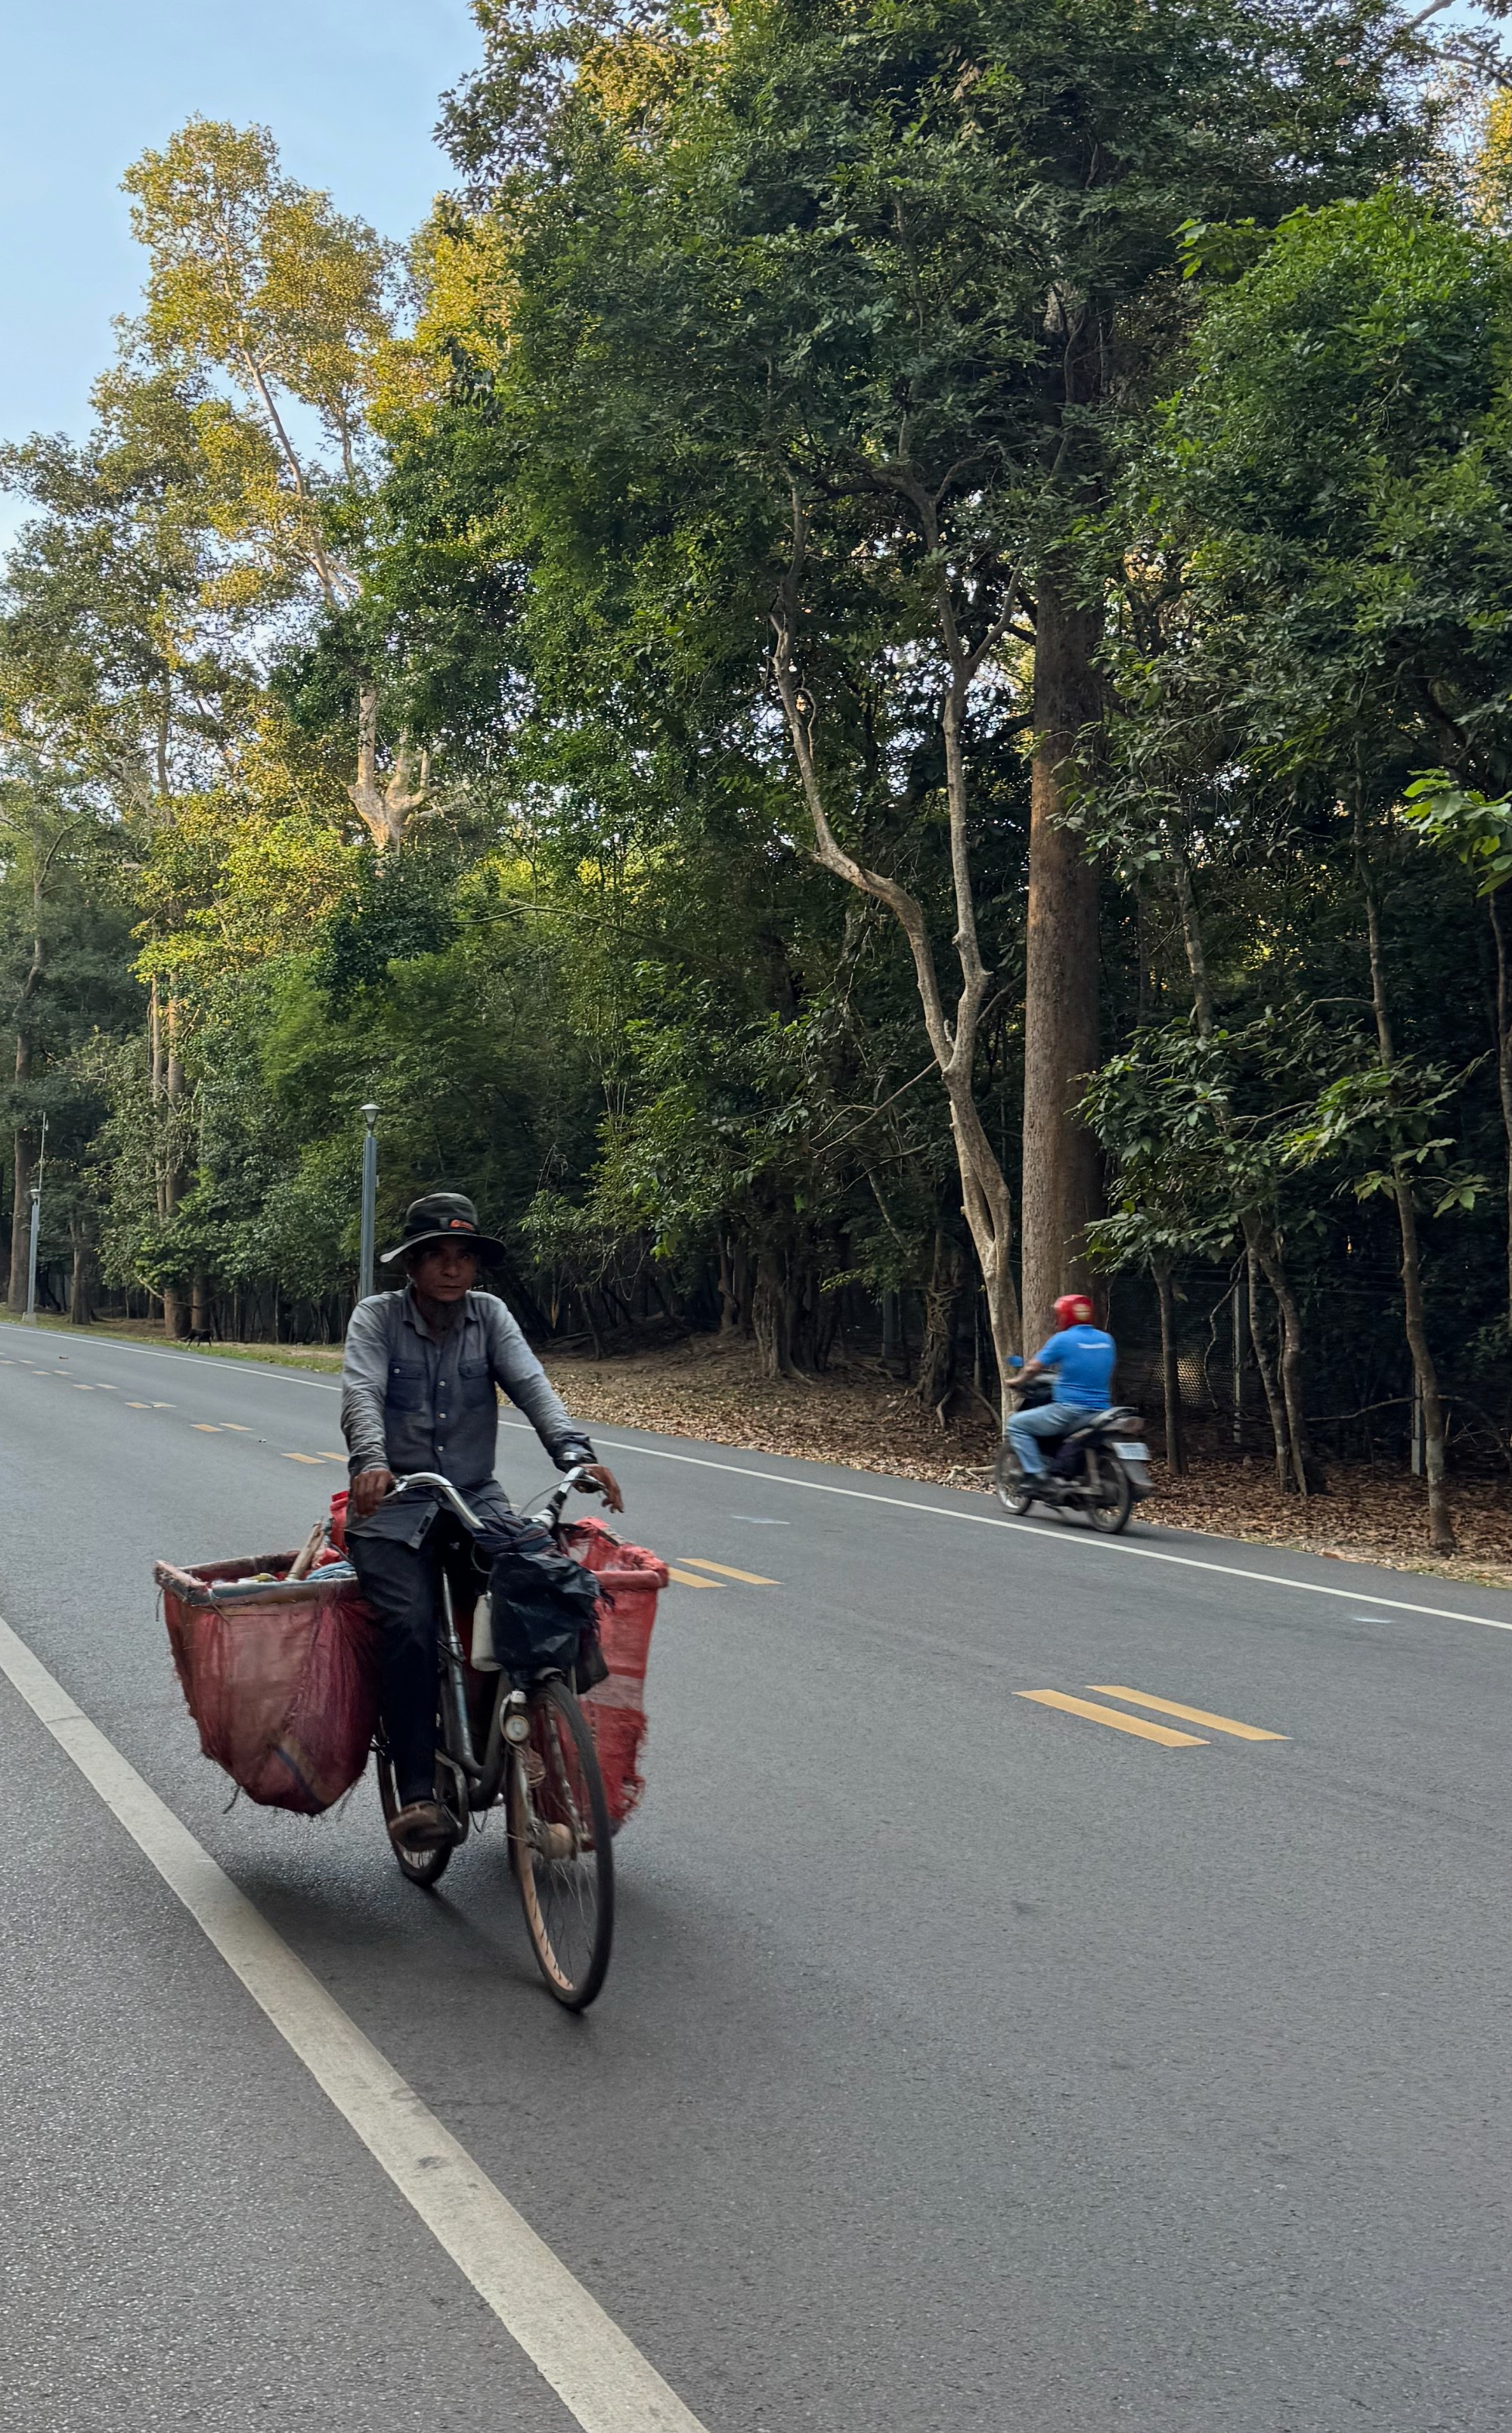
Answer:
[{"left": 1005, "top": 1293, "right": 1117, "bottom": 1497}]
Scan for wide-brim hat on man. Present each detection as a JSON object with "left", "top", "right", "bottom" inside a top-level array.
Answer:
[{"left": 380, "top": 1191, "right": 507, "bottom": 1266}]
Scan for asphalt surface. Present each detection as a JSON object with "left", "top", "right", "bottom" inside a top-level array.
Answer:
[{"left": 1, "top": 1316, "right": 1510, "bottom": 2433}]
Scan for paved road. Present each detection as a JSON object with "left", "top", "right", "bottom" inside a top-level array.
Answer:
[{"left": 1, "top": 1317, "right": 1509, "bottom": 2432}]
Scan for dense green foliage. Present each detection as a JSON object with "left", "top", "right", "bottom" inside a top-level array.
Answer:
[{"left": 4, "top": 2, "right": 1512, "bottom": 1544}]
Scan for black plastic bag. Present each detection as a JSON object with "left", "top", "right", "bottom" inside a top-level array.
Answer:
[{"left": 472, "top": 1510, "right": 607, "bottom": 1690}]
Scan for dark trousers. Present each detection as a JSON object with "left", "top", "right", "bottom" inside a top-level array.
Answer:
[{"left": 349, "top": 1517, "right": 479, "bottom": 1804}]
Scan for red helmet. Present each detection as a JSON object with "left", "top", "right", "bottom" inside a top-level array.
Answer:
[{"left": 1054, "top": 1293, "right": 1094, "bottom": 1327}]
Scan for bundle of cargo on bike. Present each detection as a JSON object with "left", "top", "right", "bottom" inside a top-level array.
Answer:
[{"left": 153, "top": 1470, "right": 668, "bottom": 2006}]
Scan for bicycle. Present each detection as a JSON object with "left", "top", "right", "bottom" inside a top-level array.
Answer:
[{"left": 371, "top": 1466, "right": 615, "bottom": 2010}]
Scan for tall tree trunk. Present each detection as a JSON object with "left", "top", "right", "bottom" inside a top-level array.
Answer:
[
  {"left": 7, "top": 1117, "right": 32, "bottom": 1311},
  {"left": 881, "top": 1288, "right": 903, "bottom": 1377},
  {"left": 1245, "top": 1220, "right": 1322, "bottom": 1496},
  {"left": 1170, "top": 839, "right": 1215, "bottom": 1038},
  {"left": 751, "top": 1248, "right": 795, "bottom": 1380},
  {"left": 159, "top": 988, "right": 191, "bottom": 1339},
  {"left": 346, "top": 685, "right": 429, "bottom": 849},
  {"left": 7, "top": 879, "right": 45, "bottom": 1313},
  {"left": 150, "top": 977, "right": 165, "bottom": 1105},
  {"left": 70, "top": 1220, "right": 94, "bottom": 1328},
  {"left": 731, "top": 1242, "right": 754, "bottom": 1337},
  {"left": 1021, "top": 566, "right": 1101, "bottom": 1350},
  {"left": 1173, "top": 837, "right": 1320, "bottom": 1491},
  {"left": 771, "top": 490, "right": 1023, "bottom": 1420},
  {"left": 914, "top": 1230, "right": 962, "bottom": 1421},
  {"left": 1154, "top": 1259, "right": 1185, "bottom": 1476},
  {"left": 1488, "top": 892, "right": 1512, "bottom": 1328},
  {"left": 717, "top": 1238, "right": 740, "bottom": 1334},
  {"left": 1357, "top": 809, "right": 1453, "bottom": 1554},
  {"left": 1247, "top": 1240, "right": 1292, "bottom": 1491}
]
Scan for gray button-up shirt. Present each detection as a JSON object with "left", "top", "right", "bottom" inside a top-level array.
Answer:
[{"left": 341, "top": 1286, "right": 594, "bottom": 1544}]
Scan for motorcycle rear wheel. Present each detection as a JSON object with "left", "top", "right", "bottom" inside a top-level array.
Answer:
[{"left": 1084, "top": 1451, "right": 1133, "bottom": 1533}]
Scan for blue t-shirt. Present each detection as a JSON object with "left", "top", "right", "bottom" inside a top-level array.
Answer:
[{"left": 1033, "top": 1325, "right": 1115, "bottom": 1411}]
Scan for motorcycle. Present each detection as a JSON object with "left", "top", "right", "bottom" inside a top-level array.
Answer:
[{"left": 995, "top": 1368, "right": 1152, "bottom": 1533}]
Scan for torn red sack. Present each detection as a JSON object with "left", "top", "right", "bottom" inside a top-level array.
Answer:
[
  {"left": 560, "top": 1517, "right": 668, "bottom": 1830},
  {"left": 155, "top": 1551, "right": 379, "bottom": 1816}
]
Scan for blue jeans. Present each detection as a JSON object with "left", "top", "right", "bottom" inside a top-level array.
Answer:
[{"left": 1006, "top": 1402, "right": 1084, "bottom": 1480}]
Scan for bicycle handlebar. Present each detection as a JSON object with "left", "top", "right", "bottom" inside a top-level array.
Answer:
[
  {"left": 386, "top": 1472, "right": 487, "bottom": 1530},
  {"left": 384, "top": 1463, "right": 603, "bottom": 1536},
  {"left": 528, "top": 1462, "right": 601, "bottom": 1530}
]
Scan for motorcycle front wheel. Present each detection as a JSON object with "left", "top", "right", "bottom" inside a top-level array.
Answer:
[
  {"left": 993, "top": 1440, "right": 1034, "bottom": 1517},
  {"left": 1084, "top": 1450, "right": 1134, "bottom": 1533}
]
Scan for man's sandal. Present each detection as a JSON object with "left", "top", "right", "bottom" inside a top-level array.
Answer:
[{"left": 387, "top": 1799, "right": 454, "bottom": 1852}]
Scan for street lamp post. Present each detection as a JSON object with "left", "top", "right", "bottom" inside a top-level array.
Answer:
[{"left": 358, "top": 1103, "right": 380, "bottom": 1303}]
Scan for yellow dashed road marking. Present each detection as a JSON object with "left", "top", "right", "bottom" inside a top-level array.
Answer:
[
  {"left": 1016, "top": 1690, "right": 1204, "bottom": 1747},
  {"left": 220, "top": 1423, "right": 253, "bottom": 1433},
  {"left": 191, "top": 1424, "right": 222, "bottom": 1434},
  {"left": 280, "top": 1452, "right": 323, "bottom": 1465},
  {"left": 73, "top": 1384, "right": 95, "bottom": 1392},
  {"left": 1088, "top": 1687, "right": 1287, "bottom": 1742},
  {"left": 678, "top": 1558, "right": 778, "bottom": 1585},
  {"left": 151, "top": 1402, "right": 173, "bottom": 1409},
  {"left": 125, "top": 1402, "right": 150, "bottom": 1409},
  {"left": 666, "top": 1567, "right": 724, "bottom": 1589}
]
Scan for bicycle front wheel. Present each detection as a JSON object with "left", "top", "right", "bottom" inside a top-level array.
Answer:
[{"left": 507, "top": 1675, "right": 614, "bottom": 2010}]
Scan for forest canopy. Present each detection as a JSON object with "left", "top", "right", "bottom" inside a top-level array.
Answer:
[{"left": 4, "top": 0, "right": 1512, "bottom": 1551}]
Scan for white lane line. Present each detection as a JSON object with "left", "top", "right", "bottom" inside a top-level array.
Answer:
[
  {"left": 500, "top": 1422, "right": 1512, "bottom": 1635},
  {"left": 0, "top": 1616, "right": 708, "bottom": 2433},
  {"left": 0, "top": 1324, "right": 341, "bottom": 1393}
]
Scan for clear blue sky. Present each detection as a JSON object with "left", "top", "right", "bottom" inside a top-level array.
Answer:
[{"left": 0, "top": 0, "right": 480, "bottom": 457}]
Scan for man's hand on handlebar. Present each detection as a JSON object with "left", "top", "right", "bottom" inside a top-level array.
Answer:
[
  {"left": 580, "top": 1462, "right": 624, "bottom": 1513},
  {"left": 351, "top": 1464, "right": 397, "bottom": 1518}
]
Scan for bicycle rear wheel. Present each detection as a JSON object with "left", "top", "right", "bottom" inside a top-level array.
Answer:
[{"left": 507, "top": 1675, "right": 614, "bottom": 2010}]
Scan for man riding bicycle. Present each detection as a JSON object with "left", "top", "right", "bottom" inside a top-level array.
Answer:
[
  {"left": 341, "top": 1191, "right": 621, "bottom": 1855},
  {"left": 1005, "top": 1293, "right": 1117, "bottom": 1498}
]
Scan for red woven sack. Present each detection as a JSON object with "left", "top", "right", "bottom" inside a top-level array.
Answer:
[
  {"left": 560, "top": 1516, "right": 668, "bottom": 1830},
  {"left": 155, "top": 1551, "right": 380, "bottom": 1816}
]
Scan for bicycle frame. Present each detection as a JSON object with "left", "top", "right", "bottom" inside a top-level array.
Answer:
[{"left": 384, "top": 1466, "right": 598, "bottom": 1824}]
